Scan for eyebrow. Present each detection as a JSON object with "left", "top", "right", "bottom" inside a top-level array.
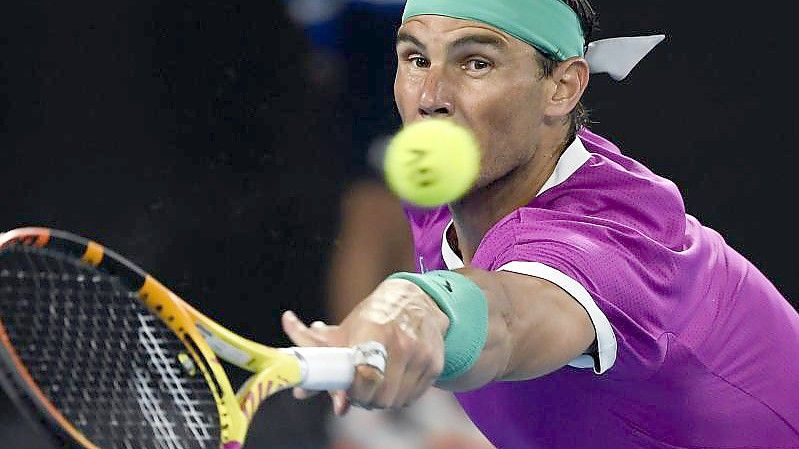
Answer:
[
  {"left": 396, "top": 31, "right": 508, "bottom": 53},
  {"left": 396, "top": 32, "right": 425, "bottom": 50},
  {"left": 451, "top": 34, "right": 508, "bottom": 51}
]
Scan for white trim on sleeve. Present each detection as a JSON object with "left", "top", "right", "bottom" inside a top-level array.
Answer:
[
  {"left": 441, "top": 221, "right": 464, "bottom": 270},
  {"left": 498, "top": 261, "right": 617, "bottom": 374}
]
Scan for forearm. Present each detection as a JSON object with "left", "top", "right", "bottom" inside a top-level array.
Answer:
[{"left": 435, "top": 268, "right": 596, "bottom": 391}]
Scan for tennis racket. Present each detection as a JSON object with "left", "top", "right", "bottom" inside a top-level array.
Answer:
[{"left": 0, "top": 227, "right": 386, "bottom": 449}]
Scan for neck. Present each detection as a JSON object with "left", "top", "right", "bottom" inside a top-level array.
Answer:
[{"left": 449, "top": 128, "right": 570, "bottom": 263}]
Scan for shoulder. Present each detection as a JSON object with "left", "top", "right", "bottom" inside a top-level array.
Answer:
[
  {"left": 532, "top": 129, "right": 689, "bottom": 251},
  {"left": 472, "top": 130, "right": 695, "bottom": 273}
]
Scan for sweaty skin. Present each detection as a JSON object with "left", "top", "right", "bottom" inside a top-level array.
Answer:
[{"left": 283, "top": 15, "right": 595, "bottom": 414}]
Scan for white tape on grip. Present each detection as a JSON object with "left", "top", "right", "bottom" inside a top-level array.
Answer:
[
  {"left": 287, "top": 347, "right": 356, "bottom": 391},
  {"left": 287, "top": 342, "right": 388, "bottom": 391}
]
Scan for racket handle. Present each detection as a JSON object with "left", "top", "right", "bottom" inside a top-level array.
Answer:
[{"left": 285, "top": 342, "right": 387, "bottom": 391}]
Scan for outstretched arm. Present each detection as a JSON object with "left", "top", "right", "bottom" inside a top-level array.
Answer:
[{"left": 283, "top": 266, "right": 596, "bottom": 412}]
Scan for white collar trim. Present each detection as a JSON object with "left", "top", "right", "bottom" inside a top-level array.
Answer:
[
  {"left": 535, "top": 137, "right": 591, "bottom": 196},
  {"left": 441, "top": 137, "right": 591, "bottom": 269}
]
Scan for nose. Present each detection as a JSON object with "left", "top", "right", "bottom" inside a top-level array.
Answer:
[{"left": 418, "top": 70, "right": 453, "bottom": 118}]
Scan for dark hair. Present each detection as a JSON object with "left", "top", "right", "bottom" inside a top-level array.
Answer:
[{"left": 535, "top": 0, "right": 598, "bottom": 145}]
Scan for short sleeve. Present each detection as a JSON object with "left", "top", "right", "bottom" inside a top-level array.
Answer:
[
  {"left": 498, "top": 260, "right": 616, "bottom": 374},
  {"left": 472, "top": 209, "right": 676, "bottom": 379}
]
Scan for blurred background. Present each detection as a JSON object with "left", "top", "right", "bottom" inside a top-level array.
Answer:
[{"left": 0, "top": 0, "right": 795, "bottom": 448}]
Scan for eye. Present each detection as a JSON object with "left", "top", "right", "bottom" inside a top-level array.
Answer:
[
  {"left": 409, "top": 56, "right": 430, "bottom": 68},
  {"left": 463, "top": 59, "right": 492, "bottom": 72}
]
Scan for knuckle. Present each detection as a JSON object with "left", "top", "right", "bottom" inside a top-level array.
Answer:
[
  {"left": 408, "top": 346, "right": 440, "bottom": 376},
  {"left": 355, "top": 365, "right": 383, "bottom": 386},
  {"left": 431, "top": 354, "right": 444, "bottom": 377},
  {"left": 373, "top": 386, "right": 401, "bottom": 410},
  {"left": 372, "top": 397, "right": 392, "bottom": 409},
  {"left": 347, "top": 389, "right": 370, "bottom": 408},
  {"left": 394, "top": 333, "right": 416, "bottom": 354}
]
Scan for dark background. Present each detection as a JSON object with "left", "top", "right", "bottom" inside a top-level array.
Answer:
[{"left": 0, "top": 1, "right": 795, "bottom": 448}]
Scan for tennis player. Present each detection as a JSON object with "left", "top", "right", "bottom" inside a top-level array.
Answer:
[{"left": 283, "top": 0, "right": 799, "bottom": 447}]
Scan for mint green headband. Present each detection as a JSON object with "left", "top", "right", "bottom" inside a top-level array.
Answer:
[{"left": 402, "top": 0, "right": 585, "bottom": 61}]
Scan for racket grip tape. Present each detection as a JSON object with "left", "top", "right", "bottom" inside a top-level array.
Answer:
[{"left": 285, "top": 342, "right": 387, "bottom": 391}]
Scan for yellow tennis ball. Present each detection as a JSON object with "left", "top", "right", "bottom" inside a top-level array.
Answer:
[{"left": 384, "top": 119, "right": 481, "bottom": 207}]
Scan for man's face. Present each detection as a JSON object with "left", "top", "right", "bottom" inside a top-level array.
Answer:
[{"left": 394, "top": 15, "right": 551, "bottom": 189}]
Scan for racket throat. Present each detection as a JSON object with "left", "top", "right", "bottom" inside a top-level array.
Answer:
[{"left": 235, "top": 358, "right": 302, "bottom": 423}]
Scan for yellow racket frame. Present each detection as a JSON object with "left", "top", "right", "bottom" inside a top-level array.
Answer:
[{"left": 0, "top": 228, "right": 304, "bottom": 449}]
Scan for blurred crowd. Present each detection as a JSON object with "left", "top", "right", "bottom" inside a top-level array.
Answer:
[{"left": 0, "top": 1, "right": 491, "bottom": 447}]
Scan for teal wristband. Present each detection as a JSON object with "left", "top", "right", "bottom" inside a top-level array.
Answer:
[{"left": 386, "top": 270, "right": 488, "bottom": 382}]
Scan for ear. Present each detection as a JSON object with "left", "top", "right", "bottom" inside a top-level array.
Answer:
[{"left": 544, "top": 57, "right": 589, "bottom": 118}]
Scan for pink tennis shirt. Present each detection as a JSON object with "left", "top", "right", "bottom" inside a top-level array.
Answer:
[{"left": 403, "top": 128, "right": 799, "bottom": 448}]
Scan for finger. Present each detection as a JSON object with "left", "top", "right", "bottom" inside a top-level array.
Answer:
[
  {"left": 282, "top": 311, "right": 329, "bottom": 346},
  {"left": 395, "top": 327, "right": 445, "bottom": 407},
  {"left": 392, "top": 359, "right": 428, "bottom": 407},
  {"left": 367, "top": 339, "right": 414, "bottom": 408},
  {"left": 348, "top": 364, "right": 384, "bottom": 408},
  {"left": 395, "top": 343, "right": 443, "bottom": 406},
  {"left": 379, "top": 354, "right": 431, "bottom": 408},
  {"left": 331, "top": 391, "right": 351, "bottom": 416},
  {"left": 402, "top": 369, "right": 437, "bottom": 407},
  {"left": 371, "top": 367, "right": 405, "bottom": 408},
  {"left": 292, "top": 387, "right": 321, "bottom": 400},
  {"left": 310, "top": 321, "right": 343, "bottom": 339}
]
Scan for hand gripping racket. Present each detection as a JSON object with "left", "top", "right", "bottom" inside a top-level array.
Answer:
[{"left": 0, "top": 227, "right": 386, "bottom": 449}]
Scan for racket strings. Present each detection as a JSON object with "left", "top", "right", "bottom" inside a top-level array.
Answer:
[{"left": 0, "top": 246, "right": 220, "bottom": 449}]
